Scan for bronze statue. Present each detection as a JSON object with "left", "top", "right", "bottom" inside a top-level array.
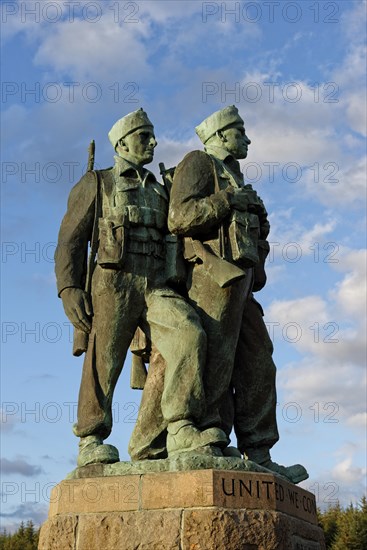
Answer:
[
  {"left": 54, "top": 108, "right": 228, "bottom": 467},
  {"left": 55, "top": 106, "right": 308, "bottom": 484},
  {"left": 168, "top": 106, "right": 308, "bottom": 483},
  {"left": 130, "top": 106, "right": 308, "bottom": 484}
]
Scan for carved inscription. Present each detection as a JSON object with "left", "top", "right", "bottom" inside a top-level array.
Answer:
[{"left": 219, "top": 474, "right": 317, "bottom": 523}]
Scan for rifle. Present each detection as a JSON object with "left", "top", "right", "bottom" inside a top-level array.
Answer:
[
  {"left": 183, "top": 238, "right": 247, "bottom": 288},
  {"left": 72, "top": 140, "right": 98, "bottom": 357},
  {"left": 159, "top": 162, "right": 175, "bottom": 193},
  {"left": 71, "top": 141, "right": 148, "bottom": 393}
]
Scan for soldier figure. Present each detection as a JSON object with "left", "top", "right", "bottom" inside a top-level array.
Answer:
[
  {"left": 55, "top": 108, "right": 227, "bottom": 467},
  {"left": 168, "top": 106, "right": 308, "bottom": 483}
]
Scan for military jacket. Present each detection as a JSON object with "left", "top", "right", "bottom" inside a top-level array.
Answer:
[
  {"left": 168, "top": 150, "right": 232, "bottom": 256},
  {"left": 168, "top": 149, "right": 269, "bottom": 283},
  {"left": 55, "top": 157, "right": 168, "bottom": 296}
]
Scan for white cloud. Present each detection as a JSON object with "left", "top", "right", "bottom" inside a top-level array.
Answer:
[
  {"left": 330, "top": 248, "right": 367, "bottom": 318},
  {"left": 233, "top": 60, "right": 365, "bottom": 207},
  {"left": 346, "top": 412, "right": 367, "bottom": 431},
  {"left": 333, "top": 44, "right": 366, "bottom": 90},
  {"left": 278, "top": 359, "right": 366, "bottom": 421},
  {"left": 306, "top": 444, "right": 366, "bottom": 510},
  {"left": 297, "top": 221, "right": 337, "bottom": 252},
  {"left": 341, "top": 2, "right": 367, "bottom": 45},
  {"left": 151, "top": 136, "right": 199, "bottom": 173},
  {"left": 34, "top": 17, "right": 151, "bottom": 81},
  {"left": 345, "top": 91, "right": 367, "bottom": 137},
  {"left": 332, "top": 458, "right": 366, "bottom": 487},
  {"left": 139, "top": 1, "right": 203, "bottom": 22},
  {"left": 235, "top": 73, "right": 342, "bottom": 159},
  {"left": 266, "top": 215, "right": 339, "bottom": 261},
  {"left": 263, "top": 265, "right": 286, "bottom": 286},
  {"left": 332, "top": 4, "right": 367, "bottom": 138},
  {"left": 0, "top": 0, "right": 41, "bottom": 42},
  {"left": 336, "top": 156, "right": 367, "bottom": 205},
  {"left": 268, "top": 245, "right": 366, "bottom": 429}
]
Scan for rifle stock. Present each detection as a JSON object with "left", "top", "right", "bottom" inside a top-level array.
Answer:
[
  {"left": 73, "top": 329, "right": 89, "bottom": 357},
  {"left": 185, "top": 238, "right": 247, "bottom": 288},
  {"left": 130, "top": 355, "right": 148, "bottom": 390},
  {"left": 72, "top": 140, "right": 97, "bottom": 357}
]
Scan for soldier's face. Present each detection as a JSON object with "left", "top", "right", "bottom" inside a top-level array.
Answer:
[
  {"left": 222, "top": 124, "right": 251, "bottom": 159},
  {"left": 122, "top": 126, "right": 157, "bottom": 165}
]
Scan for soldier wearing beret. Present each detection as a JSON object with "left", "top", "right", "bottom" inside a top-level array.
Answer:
[
  {"left": 55, "top": 108, "right": 227, "bottom": 467},
  {"left": 168, "top": 106, "right": 308, "bottom": 483}
]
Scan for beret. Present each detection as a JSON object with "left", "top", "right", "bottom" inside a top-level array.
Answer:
[
  {"left": 195, "top": 105, "right": 244, "bottom": 143},
  {"left": 108, "top": 108, "right": 153, "bottom": 148}
]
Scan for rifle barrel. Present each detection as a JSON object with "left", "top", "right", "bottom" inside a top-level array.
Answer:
[{"left": 87, "top": 140, "right": 95, "bottom": 172}]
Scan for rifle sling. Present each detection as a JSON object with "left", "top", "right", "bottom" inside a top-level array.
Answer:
[
  {"left": 210, "top": 157, "right": 226, "bottom": 259},
  {"left": 85, "top": 170, "right": 101, "bottom": 295}
]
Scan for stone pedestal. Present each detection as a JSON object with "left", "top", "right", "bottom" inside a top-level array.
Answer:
[{"left": 39, "top": 469, "right": 325, "bottom": 550}]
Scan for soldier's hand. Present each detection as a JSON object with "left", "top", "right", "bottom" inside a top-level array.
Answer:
[
  {"left": 60, "top": 288, "right": 93, "bottom": 333},
  {"left": 228, "top": 188, "right": 262, "bottom": 212}
]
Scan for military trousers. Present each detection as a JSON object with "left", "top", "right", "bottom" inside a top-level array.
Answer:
[
  {"left": 129, "top": 284, "right": 279, "bottom": 460},
  {"left": 130, "top": 260, "right": 253, "bottom": 458},
  {"left": 129, "top": 254, "right": 250, "bottom": 459},
  {"left": 128, "top": 347, "right": 167, "bottom": 460},
  {"left": 73, "top": 254, "right": 206, "bottom": 440},
  {"left": 187, "top": 261, "right": 252, "bottom": 430},
  {"left": 219, "top": 297, "right": 279, "bottom": 454}
]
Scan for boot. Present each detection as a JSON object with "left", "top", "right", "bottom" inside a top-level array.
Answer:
[
  {"left": 167, "top": 420, "right": 228, "bottom": 457},
  {"left": 77, "top": 435, "right": 120, "bottom": 467},
  {"left": 222, "top": 446, "right": 242, "bottom": 458},
  {"left": 245, "top": 447, "right": 308, "bottom": 484}
]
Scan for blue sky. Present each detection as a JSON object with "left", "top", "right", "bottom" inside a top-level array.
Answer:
[{"left": 1, "top": 0, "right": 366, "bottom": 531}]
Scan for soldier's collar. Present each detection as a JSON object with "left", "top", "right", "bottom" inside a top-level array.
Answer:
[
  {"left": 204, "top": 144, "right": 235, "bottom": 163},
  {"left": 204, "top": 145, "right": 242, "bottom": 174},
  {"left": 113, "top": 155, "right": 157, "bottom": 183}
]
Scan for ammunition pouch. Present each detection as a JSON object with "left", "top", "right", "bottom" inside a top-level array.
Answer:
[
  {"left": 97, "top": 205, "right": 167, "bottom": 268},
  {"left": 97, "top": 216, "right": 128, "bottom": 269},
  {"left": 125, "top": 205, "right": 166, "bottom": 230},
  {"left": 228, "top": 210, "right": 260, "bottom": 267},
  {"left": 165, "top": 234, "right": 187, "bottom": 285},
  {"left": 127, "top": 238, "right": 165, "bottom": 259}
]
